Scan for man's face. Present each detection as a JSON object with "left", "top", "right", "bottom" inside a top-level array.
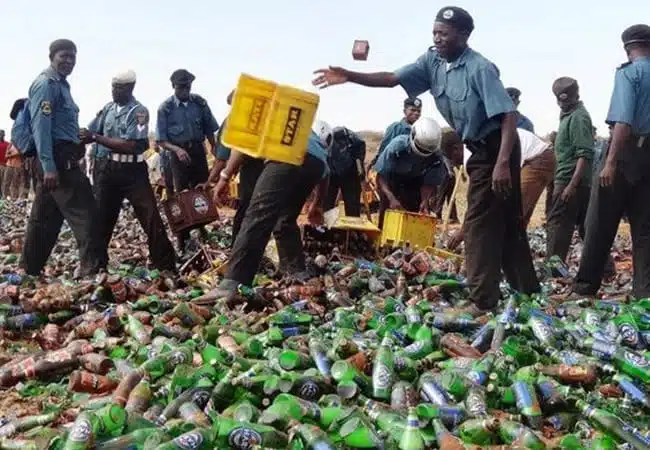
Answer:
[
  {"left": 433, "top": 22, "right": 466, "bottom": 60},
  {"left": 111, "top": 83, "right": 132, "bottom": 105},
  {"left": 174, "top": 83, "right": 192, "bottom": 102},
  {"left": 51, "top": 49, "right": 76, "bottom": 76},
  {"left": 404, "top": 106, "right": 421, "bottom": 124},
  {"left": 556, "top": 91, "right": 579, "bottom": 113}
]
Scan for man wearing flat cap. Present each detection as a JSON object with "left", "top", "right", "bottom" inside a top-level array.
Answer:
[
  {"left": 156, "top": 69, "right": 219, "bottom": 251},
  {"left": 313, "top": 5, "right": 539, "bottom": 316},
  {"left": 575, "top": 24, "right": 650, "bottom": 298},
  {"left": 372, "top": 97, "right": 422, "bottom": 167},
  {"left": 506, "top": 87, "right": 535, "bottom": 133},
  {"left": 20, "top": 39, "right": 103, "bottom": 278},
  {"left": 82, "top": 70, "right": 176, "bottom": 272},
  {"left": 546, "top": 77, "right": 594, "bottom": 264}
]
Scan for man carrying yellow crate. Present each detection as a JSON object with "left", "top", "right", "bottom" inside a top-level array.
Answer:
[
  {"left": 193, "top": 132, "right": 329, "bottom": 305},
  {"left": 373, "top": 117, "right": 446, "bottom": 229}
]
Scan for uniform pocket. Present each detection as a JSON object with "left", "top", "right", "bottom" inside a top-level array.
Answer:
[{"left": 168, "top": 125, "right": 184, "bottom": 136}]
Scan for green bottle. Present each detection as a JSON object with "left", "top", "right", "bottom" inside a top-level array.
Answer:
[
  {"left": 278, "top": 350, "right": 313, "bottom": 371},
  {"left": 154, "top": 428, "right": 214, "bottom": 450},
  {"left": 577, "top": 400, "right": 650, "bottom": 449},
  {"left": 289, "top": 422, "right": 336, "bottom": 449},
  {"left": 556, "top": 433, "right": 586, "bottom": 450},
  {"left": 331, "top": 360, "right": 373, "bottom": 396},
  {"left": 308, "top": 337, "right": 332, "bottom": 377},
  {"left": 457, "top": 418, "right": 499, "bottom": 445},
  {"left": 140, "top": 347, "right": 194, "bottom": 380},
  {"left": 96, "top": 428, "right": 170, "bottom": 450},
  {"left": 337, "top": 413, "right": 385, "bottom": 449},
  {"left": 372, "top": 336, "right": 395, "bottom": 401},
  {"left": 95, "top": 404, "right": 127, "bottom": 438},
  {"left": 513, "top": 380, "right": 543, "bottom": 429},
  {"left": 582, "top": 338, "right": 650, "bottom": 383},
  {"left": 62, "top": 412, "right": 102, "bottom": 450},
  {"left": 498, "top": 419, "right": 546, "bottom": 450},
  {"left": 126, "top": 315, "right": 151, "bottom": 345},
  {"left": 213, "top": 417, "right": 288, "bottom": 449},
  {"left": 435, "top": 371, "right": 471, "bottom": 400},
  {"left": 398, "top": 407, "right": 424, "bottom": 450},
  {"left": 232, "top": 401, "right": 261, "bottom": 423}
]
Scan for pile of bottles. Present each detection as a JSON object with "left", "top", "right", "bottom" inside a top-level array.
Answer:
[{"left": 2, "top": 245, "right": 650, "bottom": 449}]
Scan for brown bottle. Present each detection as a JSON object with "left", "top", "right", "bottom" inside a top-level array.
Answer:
[
  {"left": 113, "top": 370, "right": 143, "bottom": 407},
  {"left": 535, "top": 364, "right": 598, "bottom": 386},
  {"left": 36, "top": 323, "right": 61, "bottom": 350},
  {"left": 125, "top": 380, "right": 152, "bottom": 415},
  {"left": 441, "top": 333, "right": 482, "bottom": 359},
  {"left": 68, "top": 370, "right": 118, "bottom": 394},
  {"left": 599, "top": 383, "right": 624, "bottom": 398},
  {"left": 79, "top": 353, "right": 114, "bottom": 375}
]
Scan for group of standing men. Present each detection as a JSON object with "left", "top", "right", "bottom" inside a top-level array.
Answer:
[
  {"left": 9, "top": 39, "right": 221, "bottom": 278},
  {"left": 313, "top": 7, "right": 650, "bottom": 312}
]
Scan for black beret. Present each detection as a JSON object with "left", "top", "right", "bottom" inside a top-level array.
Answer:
[
  {"left": 49, "top": 39, "right": 77, "bottom": 59},
  {"left": 552, "top": 77, "right": 579, "bottom": 99},
  {"left": 404, "top": 97, "right": 422, "bottom": 108},
  {"left": 506, "top": 87, "right": 521, "bottom": 98},
  {"left": 435, "top": 7, "right": 474, "bottom": 34},
  {"left": 170, "top": 69, "right": 196, "bottom": 85},
  {"left": 622, "top": 24, "right": 650, "bottom": 46}
]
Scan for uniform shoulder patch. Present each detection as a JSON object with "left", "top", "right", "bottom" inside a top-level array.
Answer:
[
  {"left": 135, "top": 110, "right": 149, "bottom": 125},
  {"left": 41, "top": 101, "right": 52, "bottom": 115}
]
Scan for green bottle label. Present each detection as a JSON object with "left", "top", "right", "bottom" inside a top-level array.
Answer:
[
  {"left": 373, "top": 363, "right": 393, "bottom": 390},
  {"left": 228, "top": 427, "right": 262, "bottom": 449},
  {"left": 623, "top": 350, "right": 650, "bottom": 367}
]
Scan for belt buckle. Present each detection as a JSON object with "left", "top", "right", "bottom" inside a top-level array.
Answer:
[{"left": 120, "top": 154, "right": 126, "bottom": 163}]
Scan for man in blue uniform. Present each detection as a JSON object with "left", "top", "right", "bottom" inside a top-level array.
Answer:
[
  {"left": 371, "top": 97, "right": 422, "bottom": 168},
  {"left": 313, "top": 6, "right": 540, "bottom": 314},
  {"left": 83, "top": 70, "right": 176, "bottom": 272},
  {"left": 373, "top": 117, "right": 446, "bottom": 228},
  {"left": 193, "top": 133, "right": 329, "bottom": 307},
  {"left": 574, "top": 24, "right": 650, "bottom": 297},
  {"left": 156, "top": 69, "right": 219, "bottom": 250},
  {"left": 319, "top": 124, "right": 366, "bottom": 216},
  {"left": 20, "top": 39, "right": 103, "bottom": 277},
  {"left": 506, "top": 87, "right": 535, "bottom": 133}
]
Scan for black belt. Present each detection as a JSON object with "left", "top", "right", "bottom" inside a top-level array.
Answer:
[
  {"left": 463, "top": 129, "right": 501, "bottom": 152},
  {"left": 630, "top": 135, "right": 650, "bottom": 150}
]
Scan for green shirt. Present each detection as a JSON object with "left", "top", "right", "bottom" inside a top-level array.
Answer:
[{"left": 553, "top": 102, "right": 594, "bottom": 186}]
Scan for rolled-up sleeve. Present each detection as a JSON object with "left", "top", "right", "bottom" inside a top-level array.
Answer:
[
  {"left": 29, "top": 79, "right": 56, "bottom": 173},
  {"left": 395, "top": 53, "right": 432, "bottom": 99},
  {"left": 471, "top": 63, "right": 515, "bottom": 119},
  {"left": 606, "top": 69, "right": 635, "bottom": 126},
  {"left": 570, "top": 114, "right": 595, "bottom": 161}
]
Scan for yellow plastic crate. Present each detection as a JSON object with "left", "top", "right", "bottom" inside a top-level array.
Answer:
[
  {"left": 221, "top": 73, "right": 320, "bottom": 166},
  {"left": 379, "top": 210, "right": 437, "bottom": 249}
]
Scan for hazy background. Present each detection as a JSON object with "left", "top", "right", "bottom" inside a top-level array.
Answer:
[{"left": 2, "top": 0, "right": 649, "bottom": 138}]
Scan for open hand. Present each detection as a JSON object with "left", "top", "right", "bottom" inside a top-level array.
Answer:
[{"left": 312, "top": 66, "right": 349, "bottom": 89}]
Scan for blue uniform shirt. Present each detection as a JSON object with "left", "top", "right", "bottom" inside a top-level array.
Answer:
[
  {"left": 306, "top": 132, "right": 330, "bottom": 180},
  {"left": 214, "top": 115, "right": 232, "bottom": 161},
  {"left": 516, "top": 112, "right": 535, "bottom": 133},
  {"left": 373, "top": 134, "right": 445, "bottom": 186},
  {"left": 395, "top": 47, "right": 515, "bottom": 141},
  {"left": 326, "top": 127, "right": 366, "bottom": 176},
  {"left": 377, "top": 119, "right": 411, "bottom": 157},
  {"left": 28, "top": 67, "right": 81, "bottom": 173},
  {"left": 606, "top": 57, "right": 650, "bottom": 136},
  {"left": 156, "top": 94, "right": 219, "bottom": 144},
  {"left": 88, "top": 97, "right": 150, "bottom": 158}
]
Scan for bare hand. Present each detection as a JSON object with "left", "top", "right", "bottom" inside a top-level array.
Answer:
[
  {"left": 195, "top": 182, "right": 210, "bottom": 191},
  {"left": 419, "top": 201, "right": 430, "bottom": 213},
  {"left": 447, "top": 230, "right": 465, "bottom": 251},
  {"left": 600, "top": 161, "right": 616, "bottom": 187},
  {"left": 175, "top": 148, "right": 192, "bottom": 165},
  {"left": 312, "top": 66, "right": 349, "bottom": 89},
  {"left": 43, "top": 172, "right": 59, "bottom": 190},
  {"left": 213, "top": 179, "right": 229, "bottom": 205},
  {"left": 79, "top": 128, "right": 94, "bottom": 144},
  {"left": 560, "top": 184, "right": 576, "bottom": 203},
  {"left": 388, "top": 197, "right": 404, "bottom": 210},
  {"left": 308, "top": 205, "right": 324, "bottom": 226},
  {"left": 491, "top": 160, "right": 512, "bottom": 198}
]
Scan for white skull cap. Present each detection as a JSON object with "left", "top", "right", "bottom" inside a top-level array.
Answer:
[{"left": 112, "top": 70, "right": 136, "bottom": 85}]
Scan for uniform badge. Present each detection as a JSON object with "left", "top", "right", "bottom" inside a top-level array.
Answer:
[
  {"left": 41, "top": 101, "right": 52, "bottom": 115},
  {"left": 442, "top": 9, "right": 454, "bottom": 19}
]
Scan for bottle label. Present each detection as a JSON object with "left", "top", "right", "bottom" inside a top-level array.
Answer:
[
  {"left": 531, "top": 319, "right": 553, "bottom": 343},
  {"left": 298, "top": 380, "right": 321, "bottom": 401},
  {"left": 623, "top": 350, "right": 650, "bottom": 367},
  {"left": 404, "top": 340, "right": 424, "bottom": 354},
  {"left": 618, "top": 323, "right": 640, "bottom": 347},
  {"left": 69, "top": 417, "right": 92, "bottom": 442},
  {"left": 513, "top": 381, "right": 534, "bottom": 409},
  {"left": 191, "top": 390, "right": 211, "bottom": 409},
  {"left": 174, "top": 431, "right": 204, "bottom": 450},
  {"left": 228, "top": 427, "right": 262, "bottom": 450},
  {"left": 465, "top": 390, "right": 486, "bottom": 416},
  {"left": 590, "top": 340, "right": 616, "bottom": 360},
  {"left": 373, "top": 363, "right": 393, "bottom": 390}
]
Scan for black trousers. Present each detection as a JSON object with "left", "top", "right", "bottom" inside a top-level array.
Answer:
[
  {"left": 232, "top": 157, "right": 265, "bottom": 245},
  {"left": 94, "top": 159, "right": 176, "bottom": 272},
  {"left": 377, "top": 175, "right": 422, "bottom": 229},
  {"left": 324, "top": 167, "right": 362, "bottom": 217},
  {"left": 575, "top": 143, "right": 650, "bottom": 297},
  {"left": 433, "top": 173, "right": 458, "bottom": 221},
  {"left": 464, "top": 132, "right": 540, "bottom": 310},
  {"left": 546, "top": 183, "right": 590, "bottom": 262},
  {"left": 226, "top": 155, "right": 324, "bottom": 286},
  {"left": 21, "top": 142, "right": 102, "bottom": 277},
  {"left": 169, "top": 141, "right": 210, "bottom": 245}
]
